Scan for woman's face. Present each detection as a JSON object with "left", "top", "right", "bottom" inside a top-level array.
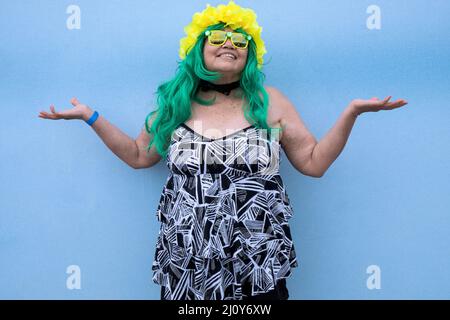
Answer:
[{"left": 203, "top": 27, "right": 248, "bottom": 83}]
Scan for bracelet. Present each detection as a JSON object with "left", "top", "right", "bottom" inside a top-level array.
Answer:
[{"left": 85, "top": 111, "right": 99, "bottom": 126}]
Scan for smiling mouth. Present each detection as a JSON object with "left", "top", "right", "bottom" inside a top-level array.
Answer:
[{"left": 218, "top": 53, "right": 237, "bottom": 60}]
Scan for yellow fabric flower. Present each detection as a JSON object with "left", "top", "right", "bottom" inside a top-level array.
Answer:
[{"left": 179, "top": 1, "right": 266, "bottom": 68}]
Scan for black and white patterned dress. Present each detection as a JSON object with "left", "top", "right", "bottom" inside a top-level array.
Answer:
[{"left": 152, "top": 122, "right": 298, "bottom": 300}]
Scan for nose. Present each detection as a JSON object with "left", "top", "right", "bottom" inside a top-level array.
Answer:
[{"left": 222, "top": 37, "right": 235, "bottom": 49}]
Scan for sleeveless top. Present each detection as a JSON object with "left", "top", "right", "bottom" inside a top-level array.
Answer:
[{"left": 152, "top": 122, "right": 299, "bottom": 300}]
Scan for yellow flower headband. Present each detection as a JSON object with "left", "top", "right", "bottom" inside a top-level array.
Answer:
[{"left": 179, "top": 1, "right": 267, "bottom": 68}]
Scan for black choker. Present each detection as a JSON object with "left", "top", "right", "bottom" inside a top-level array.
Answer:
[{"left": 198, "top": 79, "right": 241, "bottom": 96}]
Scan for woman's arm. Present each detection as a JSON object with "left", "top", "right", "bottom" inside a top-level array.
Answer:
[
  {"left": 308, "top": 106, "right": 358, "bottom": 177},
  {"left": 266, "top": 87, "right": 318, "bottom": 177},
  {"left": 133, "top": 113, "right": 162, "bottom": 169},
  {"left": 81, "top": 107, "right": 142, "bottom": 169},
  {"left": 270, "top": 88, "right": 407, "bottom": 177},
  {"left": 307, "top": 96, "right": 408, "bottom": 177},
  {"left": 39, "top": 97, "right": 161, "bottom": 169}
]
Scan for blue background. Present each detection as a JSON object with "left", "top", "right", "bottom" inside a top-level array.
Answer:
[{"left": 1, "top": 0, "right": 449, "bottom": 299}]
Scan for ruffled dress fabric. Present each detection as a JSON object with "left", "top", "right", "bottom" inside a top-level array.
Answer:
[{"left": 152, "top": 123, "right": 298, "bottom": 300}]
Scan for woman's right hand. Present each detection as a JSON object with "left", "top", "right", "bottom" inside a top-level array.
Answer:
[{"left": 38, "top": 97, "right": 92, "bottom": 121}]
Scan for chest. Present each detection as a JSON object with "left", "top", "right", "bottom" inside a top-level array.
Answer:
[
  {"left": 186, "top": 99, "right": 248, "bottom": 132},
  {"left": 186, "top": 95, "right": 282, "bottom": 140}
]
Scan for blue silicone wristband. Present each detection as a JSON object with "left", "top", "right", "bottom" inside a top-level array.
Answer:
[{"left": 86, "top": 111, "right": 99, "bottom": 126}]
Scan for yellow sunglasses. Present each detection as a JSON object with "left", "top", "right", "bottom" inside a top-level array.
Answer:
[{"left": 204, "top": 30, "right": 252, "bottom": 49}]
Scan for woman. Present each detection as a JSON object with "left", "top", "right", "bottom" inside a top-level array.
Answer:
[{"left": 38, "top": 1, "right": 408, "bottom": 300}]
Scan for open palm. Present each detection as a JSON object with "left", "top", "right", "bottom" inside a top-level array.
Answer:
[
  {"left": 38, "top": 97, "right": 88, "bottom": 120},
  {"left": 351, "top": 96, "right": 408, "bottom": 116}
]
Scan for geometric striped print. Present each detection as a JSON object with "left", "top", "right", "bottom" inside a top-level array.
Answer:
[{"left": 152, "top": 123, "right": 298, "bottom": 300}]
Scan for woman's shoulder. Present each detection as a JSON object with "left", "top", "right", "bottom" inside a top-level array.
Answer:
[
  {"left": 264, "top": 85, "right": 285, "bottom": 99},
  {"left": 263, "top": 85, "right": 288, "bottom": 112},
  {"left": 263, "top": 85, "right": 284, "bottom": 128}
]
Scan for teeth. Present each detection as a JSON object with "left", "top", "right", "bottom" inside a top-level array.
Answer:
[{"left": 220, "top": 54, "right": 236, "bottom": 59}]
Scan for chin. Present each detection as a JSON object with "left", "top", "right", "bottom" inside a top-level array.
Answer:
[
  {"left": 211, "top": 64, "right": 236, "bottom": 71},
  {"left": 215, "top": 61, "right": 243, "bottom": 70}
]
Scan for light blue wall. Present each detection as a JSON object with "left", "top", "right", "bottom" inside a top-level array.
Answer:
[{"left": 1, "top": 0, "right": 449, "bottom": 299}]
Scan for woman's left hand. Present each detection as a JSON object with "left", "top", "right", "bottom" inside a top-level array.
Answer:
[{"left": 350, "top": 96, "right": 408, "bottom": 117}]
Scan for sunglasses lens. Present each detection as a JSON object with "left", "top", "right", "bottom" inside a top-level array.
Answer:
[
  {"left": 209, "top": 31, "right": 227, "bottom": 45},
  {"left": 231, "top": 33, "right": 248, "bottom": 48}
]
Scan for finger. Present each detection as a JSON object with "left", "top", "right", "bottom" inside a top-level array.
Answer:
[
  {"left": 382, "top": 96, "right": 392, "bottom": 103},
  {"left": 39, "top": 112, "right": 53, "bottom": 119},
  {"left": 50, "top": 105, "right": 61, "bottom": 118},
  {"left": 71, "top": 97, "right": 80, "bottom": 106},
  {"left": 370, "top": 97, "right": 379, "bottom": 101},
  {"left": 386, "top": 101, "right": 407, "bottom": 109}
]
